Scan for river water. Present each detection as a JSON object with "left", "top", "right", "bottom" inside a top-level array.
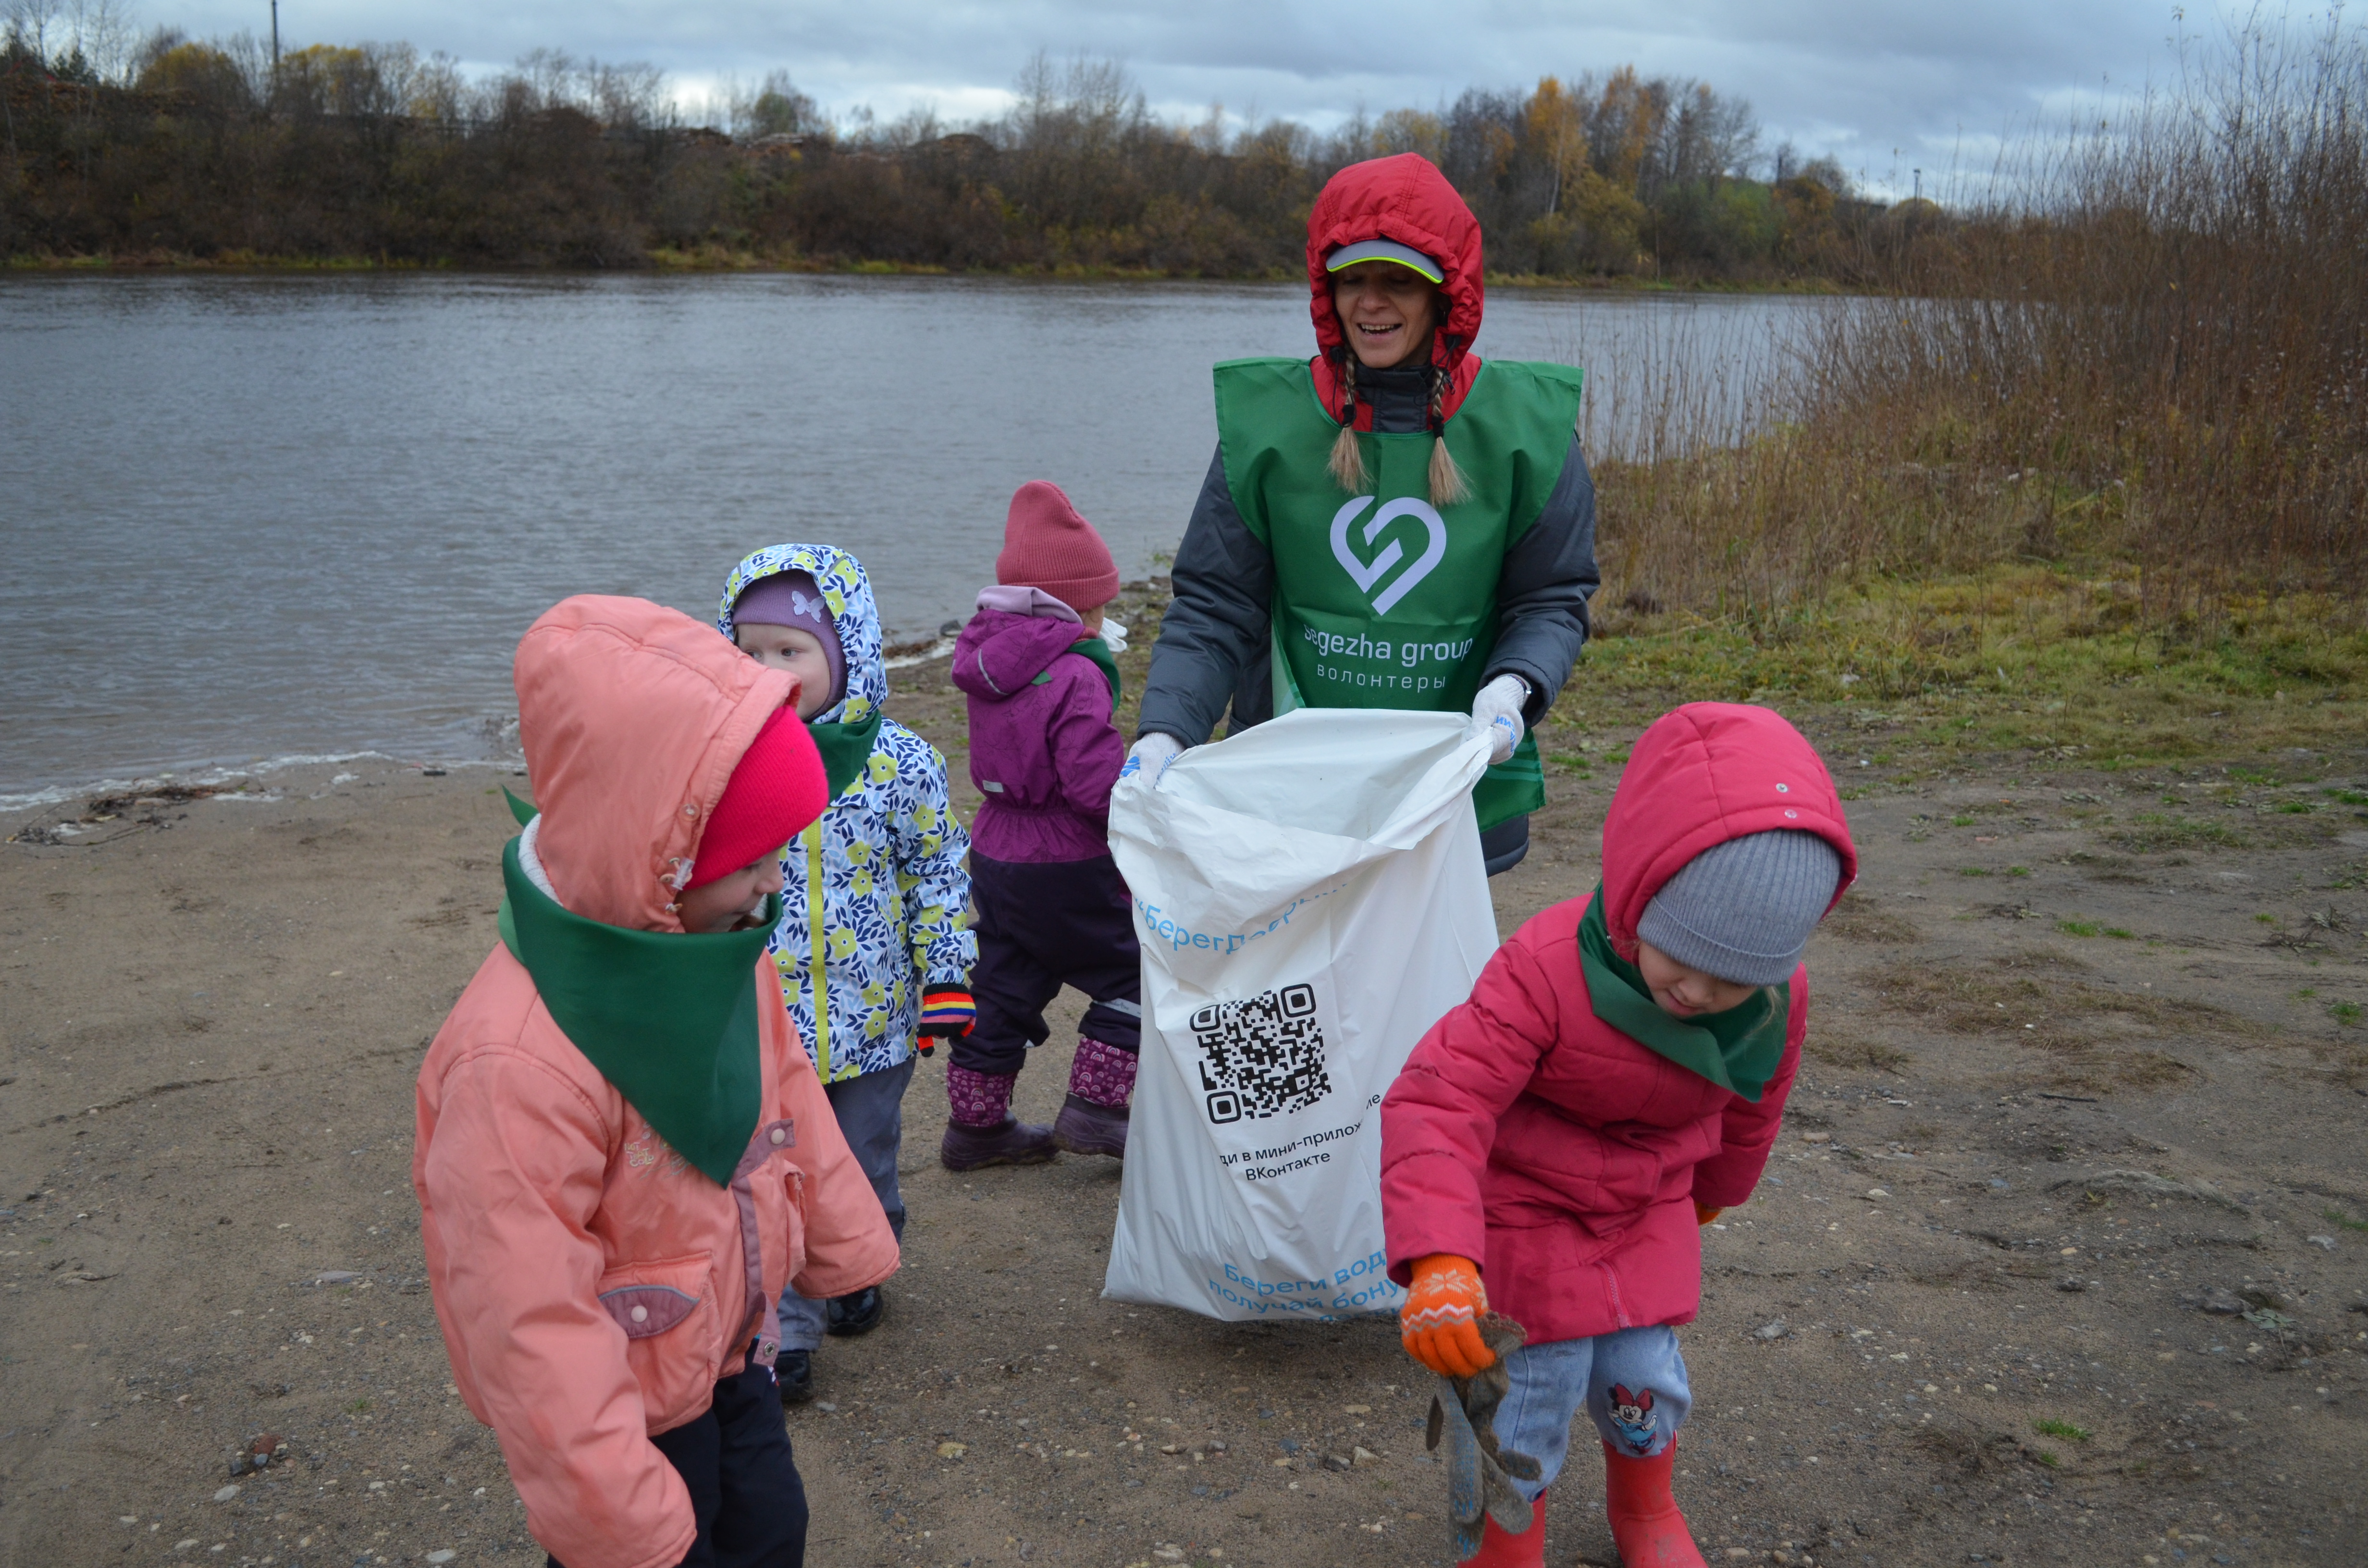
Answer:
[{"left": 0, "top": 273, "right": 1837, "bottom": 803}]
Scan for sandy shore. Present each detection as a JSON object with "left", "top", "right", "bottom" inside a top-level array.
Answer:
[{"left": 4, "top": 620, "right": 2365, "bottom": 1568}]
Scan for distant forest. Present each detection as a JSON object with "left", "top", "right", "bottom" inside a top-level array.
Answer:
[{"left": 0, "top": 15, "right": 1925, "bottom": 281}]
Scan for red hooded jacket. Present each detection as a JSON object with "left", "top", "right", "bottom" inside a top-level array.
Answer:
[
  {"left": 1306, "top": 153, "right": 1484, "bottom": 429},
  {"left": 1379, "top": 704, "right": 1858, "bottom": 1345}
]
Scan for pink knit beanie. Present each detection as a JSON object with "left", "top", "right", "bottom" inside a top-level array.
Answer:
[
  {"left": 997, "top": 481, "right": 1119, "bottom": 612},
  {"left": 682, "top": 704, "right": 828, "bottom": 891}
]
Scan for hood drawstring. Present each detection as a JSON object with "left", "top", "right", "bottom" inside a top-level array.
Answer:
[{"left": 1327, "top": 345, "right": 1471, "bottom": 509}]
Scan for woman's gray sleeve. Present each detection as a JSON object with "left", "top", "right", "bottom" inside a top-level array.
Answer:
[
  {"left": 1138, "top": 448, "right": 1275, "bottom": 746},
  {"left": 1485, "top": 433, "right": 1600, "bottom": 723}
]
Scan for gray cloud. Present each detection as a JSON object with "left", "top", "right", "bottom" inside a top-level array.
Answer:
[{"left": 163, "top": 0, "right": 2193, "bottom": 191}]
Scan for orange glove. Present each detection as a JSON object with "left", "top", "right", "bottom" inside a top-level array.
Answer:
[
  {"left": 1399, "top": 1253, "right": 1493, "bottom": 1377},
  {"left": 1694, "top": 1202, "right": 1723, "bottom": 1226}
]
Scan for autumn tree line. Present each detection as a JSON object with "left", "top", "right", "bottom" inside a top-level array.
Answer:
[{"left": 0, "top": 17, "right": 1918, "bottom": 279}]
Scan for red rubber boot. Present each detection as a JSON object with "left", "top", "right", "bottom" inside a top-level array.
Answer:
[
  {"left": 1602, "top": 1440, "right": 1706, "bottom": 1568},
  {"left": 1466, "top": 1492, "right": 1545, "bottom": 1568}
]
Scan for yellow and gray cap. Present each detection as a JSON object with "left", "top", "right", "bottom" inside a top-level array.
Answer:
[{"left": 1323, "top": 238, "right": 1444, "bottom": 283}]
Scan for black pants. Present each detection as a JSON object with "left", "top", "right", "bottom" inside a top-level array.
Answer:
[
  {"left": 1481, "top": 813, "right": 1530, "bottom": 877},
  {"left": 961, "top": 851, "right": 1142, "bottom": 1076},
  {"left": 548, "top": 1358, "right": 807, "bottom": 1568}
]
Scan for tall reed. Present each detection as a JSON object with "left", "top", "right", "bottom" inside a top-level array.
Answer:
[{"left": 1586, "top": 15, "right": 2368, "bottom": 629}]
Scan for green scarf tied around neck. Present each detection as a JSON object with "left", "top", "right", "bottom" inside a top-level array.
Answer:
[
  {"left": 1030, "top": 636, "right": 1122, "bottom": 715},
  {"left": 804, "top": 708, "right": 886, "bottom": 802},
  {"left": 1577, "top": 887, "right": 1790, "bottom": 1102},
  {"left": 494, "top": 790, "right": 777, "bottom": 1187}
]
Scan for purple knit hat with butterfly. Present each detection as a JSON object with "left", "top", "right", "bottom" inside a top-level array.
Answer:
[{"left": 730, "top": 569, "right": 846, "bottom": 709}]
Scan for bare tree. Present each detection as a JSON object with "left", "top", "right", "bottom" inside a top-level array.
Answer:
[
  {"left": 63, "top": 0, "right": 136, "bottom": 83},
  {"left": 583, "top": 59, "right": 668, "bottom": 130},
  {"left": 2, "top": 0, "right": 66, "bottom": 64}
]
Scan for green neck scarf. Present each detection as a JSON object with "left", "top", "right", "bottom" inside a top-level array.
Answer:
[
  {"left": 494, "top": 833, "right": 777, "bottom": 1186},
  {"left": 807, "top": 709, "right": 886, "bottom": 801},
  {"left": 1577, "top": 888, "right": 1789, "bottom": 1102},
  {"left": 1033, "top": 637, "right": 1122, "bottom": 715}
]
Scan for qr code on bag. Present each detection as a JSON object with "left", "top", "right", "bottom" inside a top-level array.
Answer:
[{"left": 1190, "top": 983, "right": 1330, "bottom": 1124}]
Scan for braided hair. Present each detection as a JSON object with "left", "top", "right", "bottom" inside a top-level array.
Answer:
[
  {"left": 1326, "top": 343, "right": 1473, "bottom": 507},
  {"left": 1426, "top": 357, "right": 1471, "bottom": 507},
  {"left": 1326, "top": 350, "right": 1371, "bottom": 494}
]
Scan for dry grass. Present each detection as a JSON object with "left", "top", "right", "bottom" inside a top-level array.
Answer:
[
  {"left": 1819, "top": 892, "right": 1924, "bottom": 945},
  {"left": 1802, "top": 1028, "right": 1912, "bottom": 1074},
  {"left": 1910, "top": 1425, "right": 2042, "bottom": 1479},
  {"left": 1858, "top": 948, "right": 2268, "bottom": 1092},
  {"left": 1907, "top": 1260, "right": 2037, "bottom": 1294},
  {"left": 1571, "top": 19, "right": 2367, "bottom": 646}
]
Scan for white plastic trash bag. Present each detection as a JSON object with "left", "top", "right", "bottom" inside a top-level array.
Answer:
[{"left": 1102, "top": 708, "right": 1499, "bottom": 1323}]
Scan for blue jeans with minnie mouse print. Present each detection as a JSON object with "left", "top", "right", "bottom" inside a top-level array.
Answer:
[{"left": 1490, "top": 1325, "right": 1692, "bottom": 1500}]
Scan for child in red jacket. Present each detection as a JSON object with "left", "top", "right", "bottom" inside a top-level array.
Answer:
[{"left": 1380, "top": 702, "right": 1857, "bottom": 1568}]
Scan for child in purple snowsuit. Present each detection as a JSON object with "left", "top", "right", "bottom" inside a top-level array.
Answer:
[{"left": 943, "top": 480, "right": 1142, "bottom": 1170}]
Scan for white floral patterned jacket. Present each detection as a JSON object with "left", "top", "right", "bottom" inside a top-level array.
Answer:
[{"left": 719, "top": 543, "right": 975, "bottom": 1082}]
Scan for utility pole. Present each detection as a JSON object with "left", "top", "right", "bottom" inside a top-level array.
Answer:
[{"left": 270, "top": 0, "right": 280, "bottom": 74}]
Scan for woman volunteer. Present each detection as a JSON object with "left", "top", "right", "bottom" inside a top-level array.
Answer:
[{"left": 1130, "top": 153, "right": 1598, "bottom": 873}]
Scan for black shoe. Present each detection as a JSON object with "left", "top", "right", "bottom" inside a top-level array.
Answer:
[
  {"left": 776, "top": 1348, "right": 814, "bottom": 1405},
  {"left": 1053, "top": 1094, "right": 1129, "bottom": 1159},
  {"left": 825, "top": 1286, "right": 886, "bottom": 1338},
  {"left": 940, "top": 1116, "right": 1058, "bottom": 1170}
]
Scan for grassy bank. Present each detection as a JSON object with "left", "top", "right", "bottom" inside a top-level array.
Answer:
[
  {"left": 1562, "top": 18, "right": 2366, "bottom": 775},
  {"left": 1543, "top": 566, "right": 2367, "bottom": 782}
]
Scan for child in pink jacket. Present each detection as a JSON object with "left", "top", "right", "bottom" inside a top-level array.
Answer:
[
  {"left": 1381, "top": 702, "right": 1857, "bottom": 1568},
  {"left": 413, "top": 596, "right": 900, "bottom": 1568}
]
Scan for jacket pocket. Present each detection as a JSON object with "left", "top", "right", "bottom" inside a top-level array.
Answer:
[
  {"left": 600, "top": 1283, "right": 701, "bottom": 1338},
  {"left": 596, "top": 1253, "right": 721, "bottom": 1433}
]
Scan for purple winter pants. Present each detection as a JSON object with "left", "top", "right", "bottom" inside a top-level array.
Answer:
[{"left": 961, "top": 851, "right": 1141, "bottom": 1077}]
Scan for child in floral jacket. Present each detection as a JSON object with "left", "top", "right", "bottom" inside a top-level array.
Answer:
[{"left": 718, "top": 543, "right": 975, "bottom": 1404}]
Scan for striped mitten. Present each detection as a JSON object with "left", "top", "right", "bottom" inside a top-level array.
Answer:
[{"left": 915, "top": 990, "right": 975, "bottom": 1056}]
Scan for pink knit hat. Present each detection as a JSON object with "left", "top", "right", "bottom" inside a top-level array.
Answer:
[
  {"left": 682, "top": 704, "right": 828, "bottom": 890},
  {"left": 997, "top": 481, "right": 1119, "bottom": 612}
]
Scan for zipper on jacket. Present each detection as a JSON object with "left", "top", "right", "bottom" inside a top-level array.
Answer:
[{"left": 802, "top": 822, "right": 831, "bottom": 1075}]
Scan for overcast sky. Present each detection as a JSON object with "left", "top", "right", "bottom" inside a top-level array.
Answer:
[{"left": 151, "top": 0, "right": 2221, "bottom": 196}]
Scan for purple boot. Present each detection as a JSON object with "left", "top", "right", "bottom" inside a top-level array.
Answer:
[
  {"left": 1052, "top": 1037, "right": 1135, "bottom": 1159},
  {"left": 940, "top": 1065, "right": 1056, "bottom": 1171}
]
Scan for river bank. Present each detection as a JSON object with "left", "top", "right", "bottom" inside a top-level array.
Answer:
[{"left": 3, "top": 580, "right": 2364, "bottom": 1566}]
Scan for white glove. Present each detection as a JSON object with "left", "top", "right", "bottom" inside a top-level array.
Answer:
[
  {"left": 1470, "top": 674, "right": 1530, "bottom": 765},
  {"left": 1122, "top": 732, "right": 1184, "bottom": 788},
  {"left": 1098, "top": 617, "right": 1129, "bottom": 653}
]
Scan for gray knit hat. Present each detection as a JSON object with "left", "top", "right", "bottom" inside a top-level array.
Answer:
[{"left": 1636, "top": 830, "right": 1844, "bottom": 985}]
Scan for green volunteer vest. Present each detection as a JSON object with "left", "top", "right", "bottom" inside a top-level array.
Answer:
[{"left": 1212, "top": 356, "right": 1585, "bottom": 832}]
